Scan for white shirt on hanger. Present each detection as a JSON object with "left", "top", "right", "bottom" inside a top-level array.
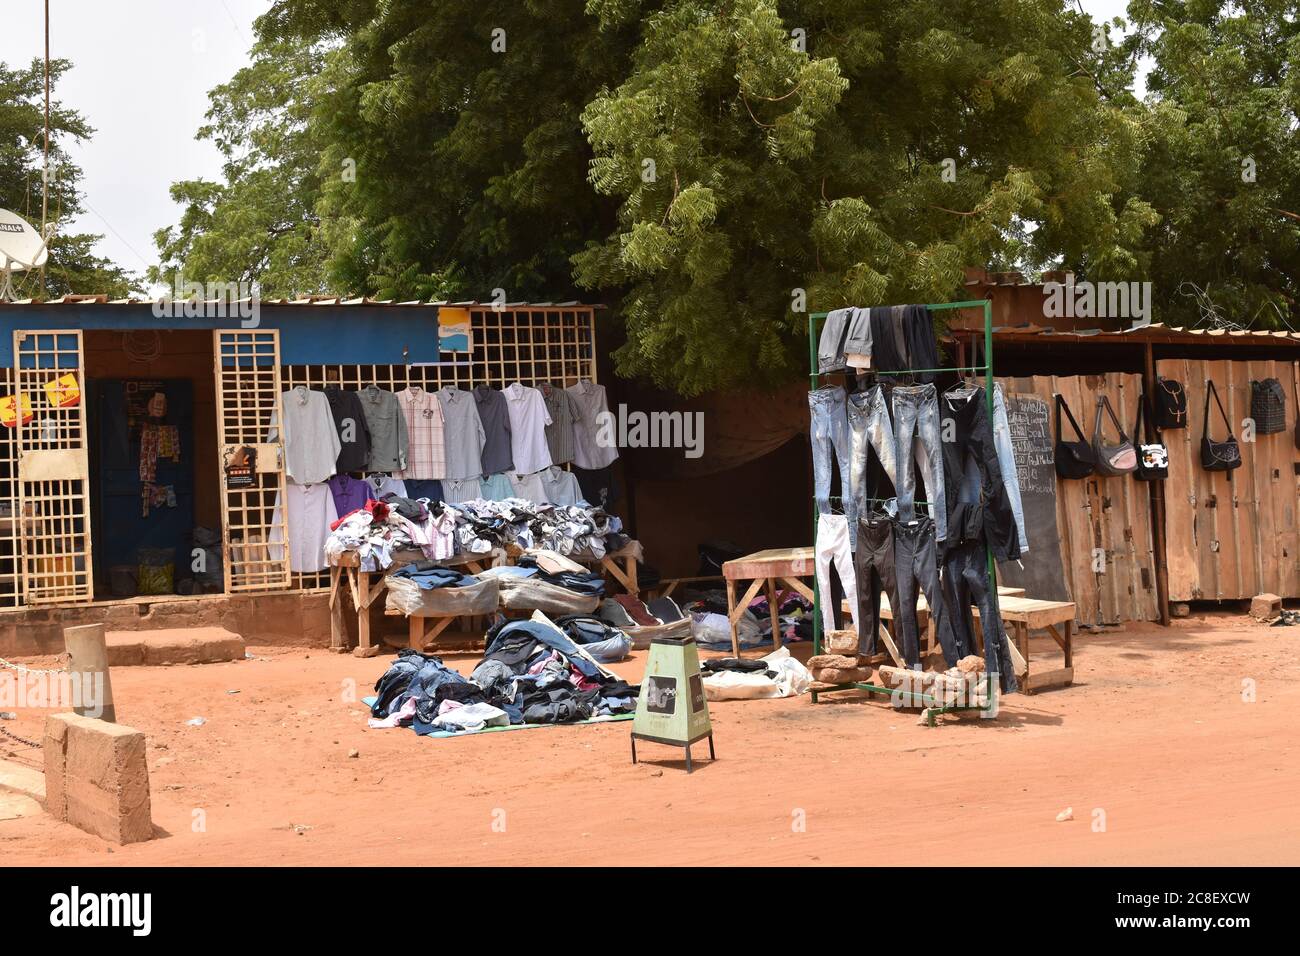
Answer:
[
  {"left": 268, "top": 483, "right": 339, "bottom": 573},
  {"left": 268, "top": 386, "right": 341, "bottom": 484},
  {"left": 502, "top": 382, "right": 553, "bottom": 475}
]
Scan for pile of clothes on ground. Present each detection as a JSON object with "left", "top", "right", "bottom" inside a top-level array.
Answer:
[
  {"left": 326, "top": 495, "right": 628, "bottom": 572},
  {"left": 699, "top": 647, "right": 812, "bottom": 700},
  {"left": 368, "top": 613, "right": 638, "bottom": 736},
  {"left": 684, "top": 588, "right": 814, "bottom": 650}
]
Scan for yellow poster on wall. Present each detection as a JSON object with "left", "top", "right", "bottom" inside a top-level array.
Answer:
[
  {"left": 0, "top": 393, "right": 33, "bottom": 428},
  {"left": 45, "top": 372, "right": 81, "bottom": 409}
]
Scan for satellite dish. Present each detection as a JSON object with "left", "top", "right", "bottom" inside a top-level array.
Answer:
[{"left": 0, "top": 208, "right": 52, "bottom": 301}]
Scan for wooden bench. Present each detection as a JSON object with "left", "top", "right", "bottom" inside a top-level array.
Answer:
[
  {"left": 970, "top": 596, "right": 1075, "bottom": 693},
  {"left": 840, "top": 587, "right": 1025, "bottom": 665},
  {"left": 722, "top": 547, "right": 817, "bottom": 657}
]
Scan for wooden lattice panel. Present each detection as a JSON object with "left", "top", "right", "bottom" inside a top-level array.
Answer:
[
  {"left": 13, "top": 330, "right": 93, "bottom": 604},
  {"left": 214, "top": 330, "right": 291, "bottom": 592},
  {"left": 281, "top": 306, "right": 597, "bottom": 589},
  {"left": 0, "top": 368, "right": 24, "bottom": 607}
]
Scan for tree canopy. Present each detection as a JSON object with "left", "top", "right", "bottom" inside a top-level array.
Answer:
[
  {"left": 156, "top": 1, "right": 1300, "bottom": 394},
  {"left": 0, "top": 58, "right": 136, "bottom": 298}
]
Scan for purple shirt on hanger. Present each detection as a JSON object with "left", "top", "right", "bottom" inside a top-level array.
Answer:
[{"left": 327, "top": 474, "right": 375, "bottom": 518}]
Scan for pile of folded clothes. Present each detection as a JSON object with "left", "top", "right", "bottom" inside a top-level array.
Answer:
[
  {"left": 383, "top": 561, "right": 500, "bottom": 617},
  {"left": 368, "top": 614, "right": 639, "bottom": 735},
  {"left": 326, "top": 496, "right": 459, "bottom": 571}
]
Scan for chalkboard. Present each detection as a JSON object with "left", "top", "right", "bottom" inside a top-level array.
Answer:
[{"left": 995, "top": 392, "right": 1071, "bottom": 602}]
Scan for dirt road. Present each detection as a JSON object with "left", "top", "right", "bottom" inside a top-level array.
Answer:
[{"left": 2, "top": 613, "right": 1296, "bottom": 865}]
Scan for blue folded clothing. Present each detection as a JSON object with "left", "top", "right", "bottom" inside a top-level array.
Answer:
[{"left": 391, "top": 565, "right": 479, "bottom": 590}]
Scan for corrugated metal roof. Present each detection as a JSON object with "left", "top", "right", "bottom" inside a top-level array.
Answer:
[
  {"left": 952, "top": 322, "right": 1300, "bottom": 347},
  {"left": 0, "top": 294, "right": 602, "bottom": 309}
]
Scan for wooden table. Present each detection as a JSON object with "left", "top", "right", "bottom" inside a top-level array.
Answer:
[
  {"left": 722, "top": 547, "right": 817, "bottom": 657},
  {"left": 329, "top": 549, "right": 498, "bottom": 657},
  {"left": 970, "top": 596, "right": 1076, "bottom": 693}
]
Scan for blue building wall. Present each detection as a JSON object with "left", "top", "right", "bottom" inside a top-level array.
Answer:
[{"left": 0, "top": 303, "right": 440, "bottom": 365}]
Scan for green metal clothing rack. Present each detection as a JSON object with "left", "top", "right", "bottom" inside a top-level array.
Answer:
[{"left": 805, "top": 298, "right": 998, "bottom": 723}]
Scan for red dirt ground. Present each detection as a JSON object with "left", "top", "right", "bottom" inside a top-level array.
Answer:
[{"left": 2, "top": 613, "right": 1297, "bottom": 866}]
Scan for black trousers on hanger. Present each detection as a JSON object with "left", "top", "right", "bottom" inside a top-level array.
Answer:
[
  {"left": 892, "top": 515, "right": 955, "bottom": 667},
  {"left": 941, "top": 539, "right": 1018, "bottom": 693},
  {"left": 853, "top": 513, "right": 897, "bottom": 657}
]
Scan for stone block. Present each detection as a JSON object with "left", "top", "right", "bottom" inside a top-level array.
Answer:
[
  {"left": 1250, "top": 593, "right": 1283, "bottom": 621},
  {"left": 43, "top": 713, "right": 153, "bottom": 845}
]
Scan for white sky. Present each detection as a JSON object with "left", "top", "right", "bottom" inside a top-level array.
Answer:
[{"left": 0, "top": 0, "right": 1138, "bottom": 289}]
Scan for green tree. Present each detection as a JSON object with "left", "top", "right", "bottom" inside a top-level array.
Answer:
[
  {"left": 149, "top": 37, "right": 333, "bottom": 298},
  {"left": 1126, "top": 0, "right": 1300, "bottom": 329},
  {"left": 577, "top": 0, "right": 1157, "bottom": 394},
  {"left": 0, "top": 58, "right": 136, "bottom": 298}
]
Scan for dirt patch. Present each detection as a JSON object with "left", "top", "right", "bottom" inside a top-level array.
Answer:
[{"left": 2, "top": 613, "right": 1297, "bottom": 865}]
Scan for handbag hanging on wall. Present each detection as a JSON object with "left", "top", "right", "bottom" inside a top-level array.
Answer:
[
  {"left": 1092, "top": 394, "right": 1138, "bottom": 476},
  {"left": 1055, "top": 394, "right": 1096, "bottom": 479},
  {"left": 1155, "top": 376, "right": 1188, "bottom": 429},
  {"left": 1200, "top": 380, "right": 1242, "bottom": 472},
  {"left": 1250, "top": 378, "right": 1286, "bottom": 434},
  {"left": 1133, "top": 396, "right": 1169, "bottom": 481}
]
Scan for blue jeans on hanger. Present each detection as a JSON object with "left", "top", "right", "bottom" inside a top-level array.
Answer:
[
  {"left": 809, "top": 386, "right": 854, "bottom": 531},
  {"left": 892, "top": 383, "right": 947, "bottom": 545},
  {"left": 941, "top": 539, "right": 1018, "bottom": 693},
  {"left": 846, "top": 385, "right": 895, "bottom": 547}
]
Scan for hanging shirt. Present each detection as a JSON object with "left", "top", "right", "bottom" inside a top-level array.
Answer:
[
  {"left": 437, "top": 385, "right": 486, "bottom": 480},
  {"left": 359, "top": 386, "right": 408, "bottom": 473},
  {"left": 365, "top": 474, "right": 408, "bottom": 499},
  {"left": 474, "top": 385, "right": 514, "bottom": 475},
  {"left": 326, "top": 473, "right": 374, "bottom": 518},
  {"left": 441, "top": 476, "right": 482, "bottom": 504},
  {"left": 540, "top": 465, "right": 583, "bottom": 506},
  {"left": 395, "top": 386, "right": 445, "bottom": 481},
  {"left": 566, "top": 381, "right": 619, "bottom": 470},
  {"left": 539, "top": 382, "right": 579, "bottom": 465},
  {"left": 324, "top": 386, "right": 371, "bottom": 473},
  {"left": 507, "top": 469, "right": 548, "bottom": 504},
  {"left": 502, "top": 383, "right": 553, "bottom": 475},
  {"left": 268, "top": 386, "right": 341, "bottom": 485},
  {"left": 269, "top": 483, "right": 339, "bottom": 572}
]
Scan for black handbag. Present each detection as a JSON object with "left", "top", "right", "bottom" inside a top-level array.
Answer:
[
  {"left": 1055, "top": 394, "right": 1096, "bottom": 479},
  {"left": 1092, "top": 395, "right": 1138, "bottom": 476},
  {"left": 1155, "top": 377, "right": 1188, "bottom": 429},
  {"left": 1200, "top": 380, "right": 1242, "bottom": 472},
  {"left": 1133, "top": 397, "right": 1168, "bottom": 481},
  {"left": 1250, "top": 378, "right": 1285, "bottom": 434}
]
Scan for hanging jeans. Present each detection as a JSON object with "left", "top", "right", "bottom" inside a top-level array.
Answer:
[
  {"left": 942, "top": 539, "right": 1018, "bottom": 693},
  {"left": 817, "top": 307, "right": 854, "bottom": 373},
  {"left": 809, "top": 386, "right": 854, "bottom": 529},
  {"left": 892, "top": 514, "right": 955, "bottom": 667},
  {"left": 846, "top": 385, "right": 896, "bottom": 545},
  {"left": 991, "top": 384, "right": 1028, "bottom": 556},
  {"left": 815, "top": 513, "right": 858, "bottom": 637},
  {"left": 892, "top": 383, "right": 947, "bottom": 544},
  {"left": 853, "top": 513, "right": 897, "bottom": 656}
]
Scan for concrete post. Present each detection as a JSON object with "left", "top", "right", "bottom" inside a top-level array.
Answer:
[{"left": 63, "top": 623, "right": 115, "bottom": 723}]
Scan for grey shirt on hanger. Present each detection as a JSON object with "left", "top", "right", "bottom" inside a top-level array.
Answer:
[
  {"left": 540, "top": 382, "right": 578, "bottom": 465},
  {"left": 359, "top": 385, "right": 408, "bottom": 473},
  {"left": 474, "top": 385, "right": 514, "bottom": 476},
  {"left": 437, "top": 385, "right": 486, "bottom": 480}
]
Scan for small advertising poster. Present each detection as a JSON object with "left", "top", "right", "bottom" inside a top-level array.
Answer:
[
  {"left": 438, "top": 306, "right": 471, "bottom": 353},
  {"left": 0, "top": 392, "right": 33, "bottom": 428},
  {"left": 45, "top": 372, "right": 81, "bottom": 409},
  {"left": 223, "top": 444, "right": 257, "bottom": 488}
]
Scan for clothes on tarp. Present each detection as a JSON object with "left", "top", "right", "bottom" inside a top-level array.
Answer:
[
  {"left": 389, "top": 563, "right": 479, "bottom": 589},
  {"left": 702, "top": 647, "right": 812, "bottom": 701}
]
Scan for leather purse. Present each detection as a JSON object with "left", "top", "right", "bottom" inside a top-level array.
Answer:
[
  {"left": 1092, "top": 394, "right": 1138, "bottom": 476},
  {"left": 1200, "top": 380, "right": 1242, "bottom": 472},
  {"left": 1133, "top": 397, "right": 1168, "bottom": 481},
  {"left": 1055, "top": 394, "right": 1095, "bottom": 479},
  {"left": 1155, "top": 377, "right": 1188, "bottom": 429}
]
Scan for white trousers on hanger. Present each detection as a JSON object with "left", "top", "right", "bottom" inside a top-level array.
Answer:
[{"left": 815, "top": 513, "right": 858, "bottom": 636}]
